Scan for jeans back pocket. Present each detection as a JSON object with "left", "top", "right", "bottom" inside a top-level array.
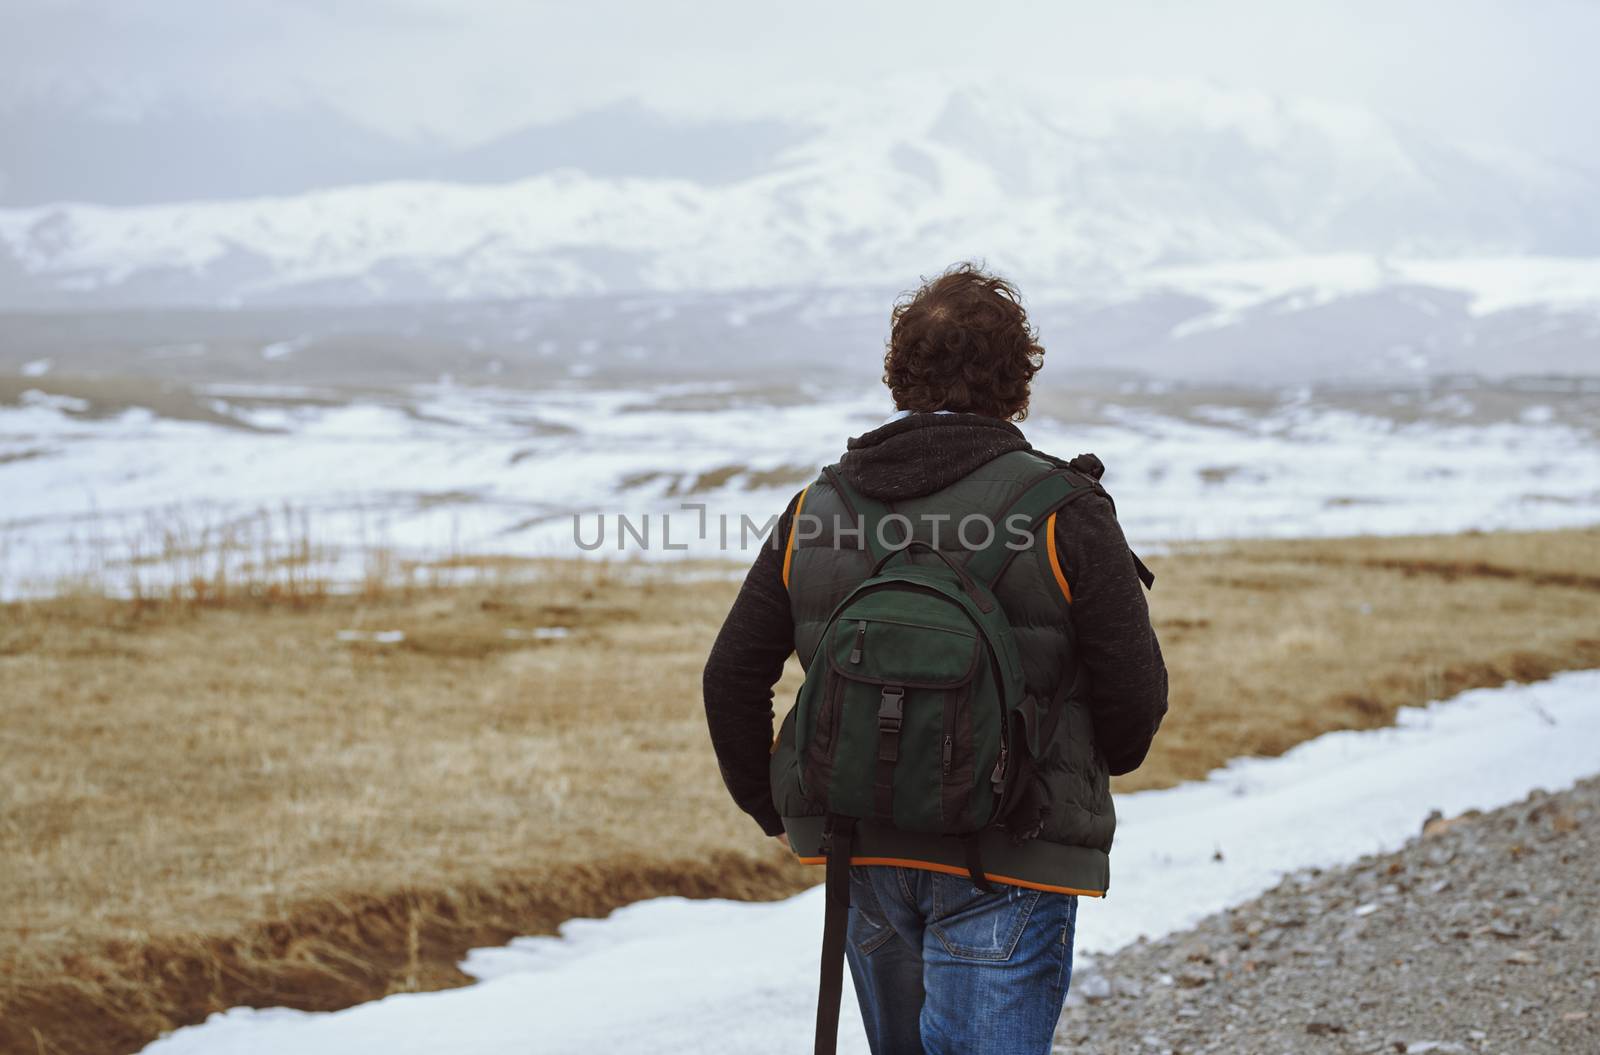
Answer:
[{"left": 928, "top": 873, "right": 1041, "bottom": 961}]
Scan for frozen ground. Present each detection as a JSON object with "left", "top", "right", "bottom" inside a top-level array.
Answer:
[
  {"left": 141, "top": 670, "right": 1600, "bottom": 1055},
  {"left": 2, "top": 376, "right": 1598, "bottom": 596}
]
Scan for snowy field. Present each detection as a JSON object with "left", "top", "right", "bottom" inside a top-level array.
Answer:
[
  {"left": 140, "top": 670, "right": 1600, "bottom": 1055},
  {"left": 2, "top": 375, "right": 1598, "bottom": 595}
]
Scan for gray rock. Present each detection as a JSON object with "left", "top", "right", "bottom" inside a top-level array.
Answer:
[{"left": 1057, "top": 777, "right": 1600, "bottom": 1055}]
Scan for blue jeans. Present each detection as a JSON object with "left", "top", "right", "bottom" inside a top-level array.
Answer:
[{"left": 844, "top": 865, "right": 1078, "bottom": 1055}]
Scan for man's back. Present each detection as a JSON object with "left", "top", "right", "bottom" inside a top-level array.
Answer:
[
  {"left": 710, "top": 411, "right": 1165, "bottom": 884},
  {"left": 702, "top": 264, "right": 1167, "bottom": 1055}
]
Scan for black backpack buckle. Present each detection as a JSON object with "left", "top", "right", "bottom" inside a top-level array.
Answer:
[{"left": 877, "top": 686, "right": 904, "bottom": 733}]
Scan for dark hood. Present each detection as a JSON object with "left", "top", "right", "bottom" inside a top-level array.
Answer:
[{"left": 836, "top": 412, "right": 1032, "bottom": 501}]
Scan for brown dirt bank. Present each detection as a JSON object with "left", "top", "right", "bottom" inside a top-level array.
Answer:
[{"left": 1, "top": 854, "right": 809, "bottom": 1055}]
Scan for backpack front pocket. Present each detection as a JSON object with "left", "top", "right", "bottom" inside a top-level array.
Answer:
[
  {"left": 824, "top": 603, "right": 982, "bottom": 688},
  {"left": 790, "top": 571, "right": 1018, "bottom": 836},
  {"left": 806, "top": 612, "right": 989, "bottom": 831}
]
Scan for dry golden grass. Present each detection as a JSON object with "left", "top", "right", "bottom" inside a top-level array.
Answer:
[
  {"left": 1127, "top": 529, "right": 1600, "bottom": 792},
  {"left": 2, "top": 528, "right": 1598, "bottom": 1054}
]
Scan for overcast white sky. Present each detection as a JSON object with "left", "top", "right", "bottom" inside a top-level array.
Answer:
[{"left": 3, "top": 0, "right": 1598, "bottom": 165}]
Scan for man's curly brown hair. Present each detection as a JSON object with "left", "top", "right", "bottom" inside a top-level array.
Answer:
[{"left": 882, "top": 263, "right": 1045, "bottom": 422}]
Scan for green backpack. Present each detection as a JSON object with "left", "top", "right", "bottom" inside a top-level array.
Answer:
[
  {"left": 791, "top": 463, "right": 1118, "bottom": 1055},
  {"left": 794, "top": 535, "right": 1027, "bottom": 841}
]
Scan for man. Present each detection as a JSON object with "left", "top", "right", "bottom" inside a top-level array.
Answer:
[{"left": 704, "top": 263, "right": 1167, "bottom": 1054}]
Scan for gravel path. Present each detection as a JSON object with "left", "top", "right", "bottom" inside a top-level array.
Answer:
[{"left": 1056, "top": 777, "right": 1600, "bottom": 1055}]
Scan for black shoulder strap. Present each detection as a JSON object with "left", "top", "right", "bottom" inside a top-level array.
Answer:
[
  {"left": 963, "top": 468, "right": 1096, "bottom": 586},
  {"left": 822, "top": 465, "right": 900, "bottom": 564},
  {"left": 966, "top": 457, "right": 1156, "bottom": 592},
  {"left": 813, "top": 814, "right": 856, "bottom": 1055},
  {"left": 1131, "top": 550, "right": 1156, "bottom": 591}
]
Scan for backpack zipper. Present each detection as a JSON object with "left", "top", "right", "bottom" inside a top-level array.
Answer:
[
  {"left": 942, "top": 734, "right": 953, "bottom": 775},
  {"left": 848, "top": 620, "right": 867, "bottom": 664}
]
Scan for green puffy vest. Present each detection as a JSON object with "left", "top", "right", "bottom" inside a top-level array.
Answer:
[{"left": 771, "top": 448, "right": 1116, "bottom": 896}]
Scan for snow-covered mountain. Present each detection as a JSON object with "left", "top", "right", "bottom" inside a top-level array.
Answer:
[
  {"left": 0, "top": 97, "right": 812, "bottom": 208},
  {"left": 1, "top": 79, "right": 1598, "bottom": 310}
]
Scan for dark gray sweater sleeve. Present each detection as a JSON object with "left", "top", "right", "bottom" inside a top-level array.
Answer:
[
  {"left": 702, "top": 492, "right": 800, "bottom": 836},
  {"left": 1056, "top": 494, "right": 1168, "bottom": 776}
]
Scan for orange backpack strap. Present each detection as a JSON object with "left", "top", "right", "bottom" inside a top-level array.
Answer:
[
  {"left": 1044, "top": 511, "right": 1072, "bottom": 603},
  {"left": 781, "top": 485, "right": 811, "bottom": 590}
]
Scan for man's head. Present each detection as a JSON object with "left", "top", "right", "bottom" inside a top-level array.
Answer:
[{"left": 882, "top": 263, "right": 1045, "bottom": 422}]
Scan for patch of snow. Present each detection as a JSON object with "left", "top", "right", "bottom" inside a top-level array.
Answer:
[
  {"left": 140, "top": 670, "right": 1600, "bottom": 1055},
  {"left": 2, "top": 380, "right": 1599, "bottom": 596},
  {"left": 335, "top": 629, "right": 405, "bottom": 644},
  {"left": 261, "top": 337, "right": 310, "bottom": 361},
  {"left": 19, "top": 389, "right": 89, "bottom": 412},
  {"left": 501, "top": 627, "right": 570, "bottom": 640},
  {"left": 20, "top": 358, "right": 51, "bottom": 377}
]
